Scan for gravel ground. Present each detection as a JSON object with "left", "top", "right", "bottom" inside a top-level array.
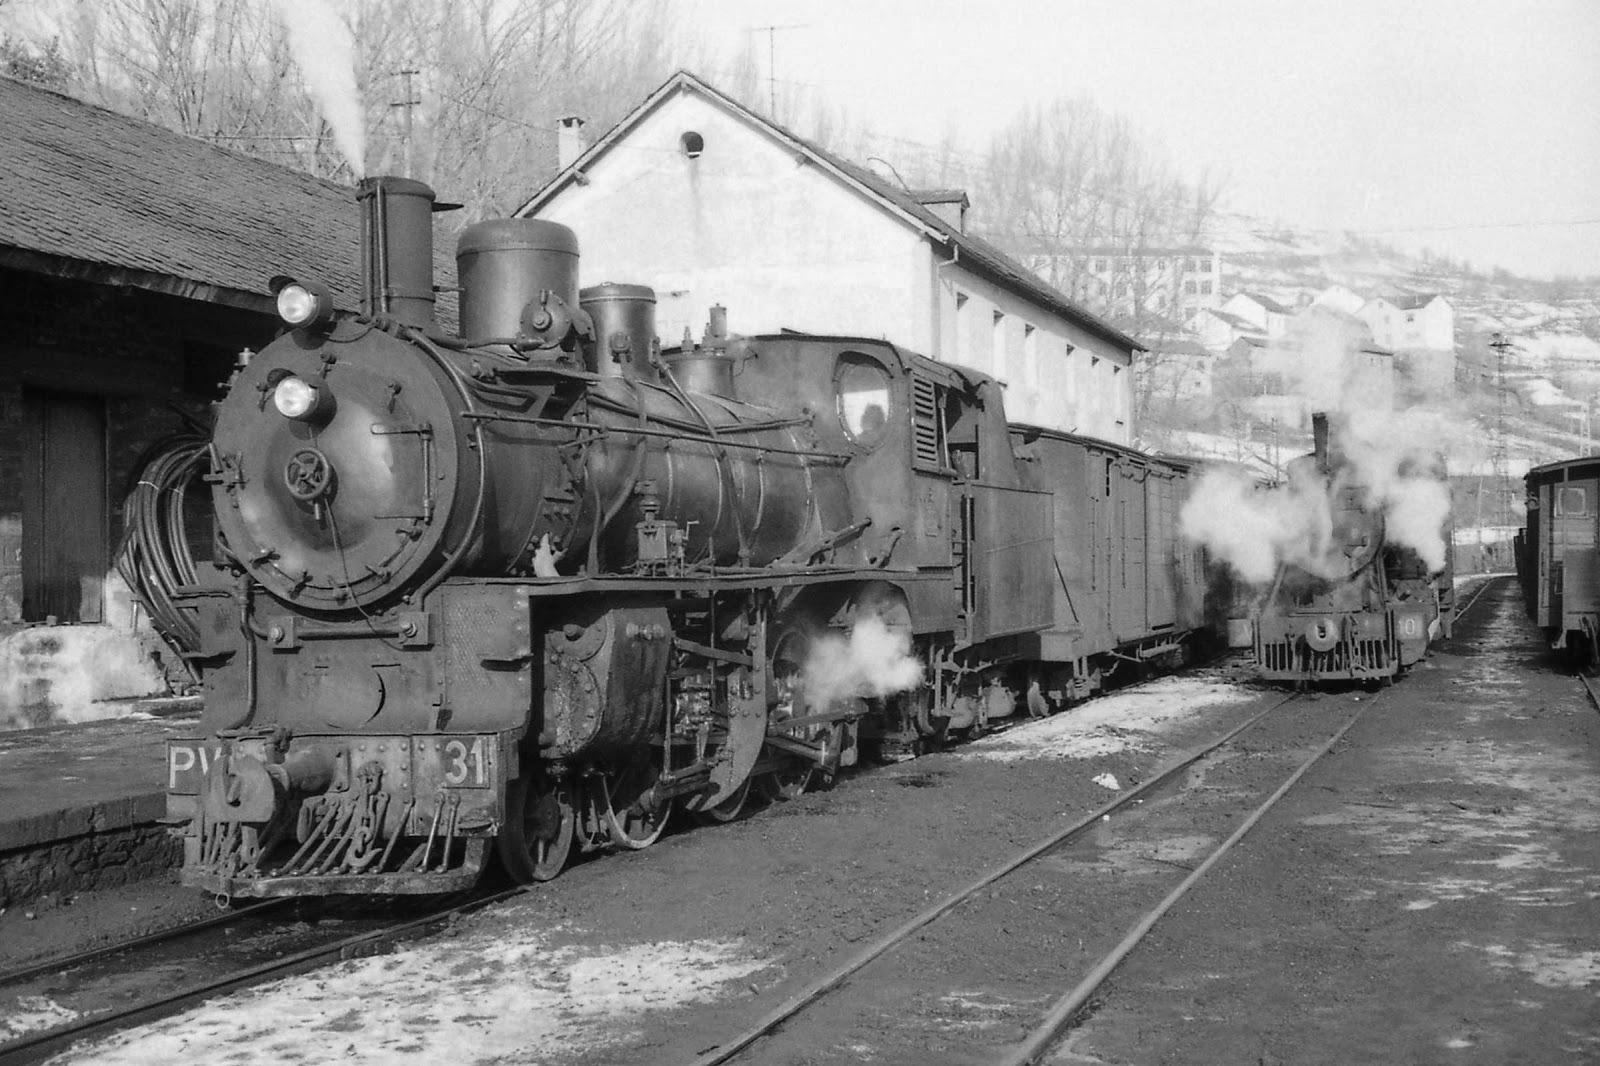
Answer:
[{"left": 13, "top": 576, "right": 1596, "bottom": 1066}]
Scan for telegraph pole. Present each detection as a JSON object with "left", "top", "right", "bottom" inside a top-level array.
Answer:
[
  {"left": 391, "top": 69, "right": 420, "bottom": 177},
  {"left": 1489, "top": 331, "right": 1513, "bottom": 529}
]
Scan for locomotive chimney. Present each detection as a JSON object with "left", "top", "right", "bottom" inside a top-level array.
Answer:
[
  {"left": 357, "top": 176, "right": 438, "bottom": 330},
  {"left": 1312, "top": 411, "right": 1329, "bottom": 465}
]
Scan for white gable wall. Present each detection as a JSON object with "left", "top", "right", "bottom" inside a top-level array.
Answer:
[
  {"left": 527, "top": 87, "right": 1134, "bottom": 443},
  {"left": 529, "top": 93, "right": 930, "bottom": 351}
]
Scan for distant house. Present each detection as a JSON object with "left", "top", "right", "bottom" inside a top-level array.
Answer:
[
  {"left": 1358, "top": 293, "right": 1454, "bottom": 351},
  {"left": 1217, "top": 306, "right": 1394, "bottom": 425},
  {"left": 517, "top": 71, "right": 1142, "bottom": 442},
  {"left": 1187, "top": 307, "right": 1266, "bottom": 352},
  {"left": 1222, "top": 292, "right": 1294, "bottom": 339},
  {"left": 1313, "top": 284, "right": 1366, "bottom": 316},
  {"left": 1139, "top": 334, "right": 1217, "bottom": 402},
  {"left": 0, "top": 76, "right": 363, "bottom": 728}
]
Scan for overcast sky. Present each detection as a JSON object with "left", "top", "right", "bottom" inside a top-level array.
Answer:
[{"left": 679, "top": 0, "right": 1600, "bottom": 280}]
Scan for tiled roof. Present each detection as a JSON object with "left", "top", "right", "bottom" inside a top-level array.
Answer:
[
  {"left": 1387, "top": 292, "right": 1443, "bottom": 311},
  {"left": 1237, "top": 291, "right": 1292, "bottom": 314},
  {"left": 520, "top": 71, "right": 1141, "bottom": 355},
  {"left": 1193, "top": 307, "right": 1258, "bottom": 331},
  {"left": 0, "top": 75, "right": 363, "bottom": 309}
]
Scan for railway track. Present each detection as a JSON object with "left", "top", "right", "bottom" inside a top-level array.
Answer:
[
  {"left": 3, "top": 586, "right": 1497, "bottom": 1064},
  {"left": 0, "top": 887, "right": 520, "bottom": 1064},
  {"left": 686, "top": 582, "right": 1508, "bottom": 1065}
]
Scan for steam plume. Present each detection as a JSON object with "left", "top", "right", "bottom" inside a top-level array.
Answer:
[
  {"left": 1182, "top": 313, "right": 1461, "bottom": 581},
  {"left": 270, "top": 0, "right": 366, "bottom": 177},
  {"left": 802, "top": 617, "right": 923, "bottom": 711}
]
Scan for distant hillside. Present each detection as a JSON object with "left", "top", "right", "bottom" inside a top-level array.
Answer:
[{"left": 1173, "top": 214, "right": 1600, "bottom": 481}]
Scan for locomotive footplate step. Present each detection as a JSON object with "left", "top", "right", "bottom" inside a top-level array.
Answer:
[{"left": 0, "top": 711, "right": 203, "bottom": 906}]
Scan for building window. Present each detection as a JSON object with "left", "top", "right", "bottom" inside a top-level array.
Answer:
[
  {"left": 1184, "top": 280, "right": 1198, "bottom": 294},
  {"left": 1198, "top": 258, "right": 1213, "bottom": 273},
  {"left": 1093, "top": 258, "right": 1107, "bottom": 272},
  {"left": 993, "top": 310, "right": 1006, "bottom": 378},
  {"left": 954, "top": 291, "right": 969, "bottom": 360},
  {"left": 679, "top": 131, "right": 705, "bottom": 158},
  {"left": 1201, "top": 280, "right": 1213, "bottom": 295}
]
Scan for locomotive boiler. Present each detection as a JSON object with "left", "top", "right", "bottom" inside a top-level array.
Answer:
[
  {"left": 159, "top": 175, "right": 1218, "bottom": 898},
  {"left": 1253, "top": 413, "right": 1453, "bottom": 684}
]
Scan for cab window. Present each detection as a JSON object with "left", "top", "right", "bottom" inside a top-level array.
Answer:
[
  {"left": 835, "top": 353, "right": 892, "bottom": 448},
  {"left": 1557, "top": 486, "right": 1587, "bottom": 516}
]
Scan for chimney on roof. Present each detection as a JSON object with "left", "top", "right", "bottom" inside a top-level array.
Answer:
[
  {"left": 557, "top": 116, "right": 588, "bottom": 170},
  {"left": 911, "top": 189, "right": 970, "bottom": 233}
]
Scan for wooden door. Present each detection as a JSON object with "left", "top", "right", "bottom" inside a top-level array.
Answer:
[{"left": 22, "top": 390, "right": 106, "bottom": 622}]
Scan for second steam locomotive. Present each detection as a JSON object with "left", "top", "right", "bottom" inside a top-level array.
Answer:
[{"left": 1251, "top": 413, "right": 1454, "bottom": 685}]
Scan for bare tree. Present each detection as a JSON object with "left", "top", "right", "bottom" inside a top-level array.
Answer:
[{"left": 10, "top": 0, "right": 684, "bottom": 198}]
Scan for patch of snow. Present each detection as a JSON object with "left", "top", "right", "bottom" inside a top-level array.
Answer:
[
  {"left": 1, "top": 995, "right": 80, "bottom": 1039},
  {"left": 1468, "top": 942, "right": 1600, "bottom": 990},
  {"left": 956, "top": 679, "right": 1254, "bottom": 762},
  {"left": 54, "top": 930, "right": 769, "bottom": 1065},
  {"left": 1092, "top": 773, "right": 1121, "bottom": 791}
]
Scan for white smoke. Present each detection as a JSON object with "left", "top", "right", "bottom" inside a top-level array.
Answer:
[
  {"left": 1183, "top": 312, "right": 1463, "bottom": 581},
  {"left": 1337, "top": 406, "right": 1456, "bottom": 572},
  {"left": 1180, "top": 463, "right": 1335, "bottom": 584},
  {"left": 801, "top": 617, "right": 923, "bottom": 711},
  {"left": 270, "top": 0, "right": 366, "bottom": 177}
]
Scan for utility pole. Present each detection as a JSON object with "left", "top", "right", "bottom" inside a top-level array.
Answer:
[
  {"left": 1489, "top": 331, "right": 1513, "bottom": 530},
  {"left": 392, "top": 69, "right": 420, "bottom": 177},
  {"left": 750, "top": 24, "right": 807, "bottom": 118}
]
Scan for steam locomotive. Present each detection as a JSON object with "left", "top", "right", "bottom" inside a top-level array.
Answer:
[
  {"left": 160, "top": 176, "right": 1216, "bottom": 898},
  {"left": 1252, "top": 413, "right": 1454, "bottom": 684}
]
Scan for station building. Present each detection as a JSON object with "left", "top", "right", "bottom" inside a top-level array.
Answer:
[
  {"left": 0, "top": 75, "right": 360, "bottom": 729},
  {"left": 518, "top": 72, "right": 1143, "bottom": 444}
]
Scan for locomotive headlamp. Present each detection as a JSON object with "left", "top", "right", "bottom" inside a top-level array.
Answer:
[
  {"left": 270, "top": 275, "right": 335, "bottom": 328},
  {"left": 272, "top": 375, "right": 322, "bottom": 420}
]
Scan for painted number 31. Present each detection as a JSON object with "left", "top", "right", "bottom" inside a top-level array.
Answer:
[{"left": 442, "top": 737, "right": 489, "bottom": 786}]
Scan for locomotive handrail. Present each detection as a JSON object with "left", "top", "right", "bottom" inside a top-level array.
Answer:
[
  {"left": 460, "top": 409, "right": 853, "bottom": 462},
  {"left": 586, "top": 391, "right": 819, "bottom": 438}
]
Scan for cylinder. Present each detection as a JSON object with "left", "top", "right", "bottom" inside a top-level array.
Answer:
[
  {"left": 581, "top": 283, "right": 659, "bottom": 381},
  {"left": 357, "top": 176, "right": 437, "bottom": 330},
  {"left": 456, "top": 219, "right": 580, "bottom": 346}
]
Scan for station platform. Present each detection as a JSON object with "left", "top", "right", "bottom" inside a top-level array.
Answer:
[{"left": 0, "top": 699, "right": 200, "bottom": 908}]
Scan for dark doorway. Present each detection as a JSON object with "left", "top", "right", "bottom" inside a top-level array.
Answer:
[{"left": 22, "top": 389, "right": 107, "bottom": 622}]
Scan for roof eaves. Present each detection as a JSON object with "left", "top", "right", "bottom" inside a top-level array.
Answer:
[{"left": 0, "top": 246, "right": 275, "bottom": 313}]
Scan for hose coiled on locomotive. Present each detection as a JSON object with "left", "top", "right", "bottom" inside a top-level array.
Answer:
[{"left": 116, "top": 431, "right": 210, "bottom": 663}]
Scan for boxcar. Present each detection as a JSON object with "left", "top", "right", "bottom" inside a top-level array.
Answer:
[{"left": 1521, "top": 456, "right": 1600, "bottom": 665}]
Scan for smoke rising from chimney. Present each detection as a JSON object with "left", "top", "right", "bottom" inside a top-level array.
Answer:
[
  {"left": 1182, "top": 314, "right": 1461, "bottom": 582},
  {"left": 270, "top": 0, "right": 366, "bottom": 177}
]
